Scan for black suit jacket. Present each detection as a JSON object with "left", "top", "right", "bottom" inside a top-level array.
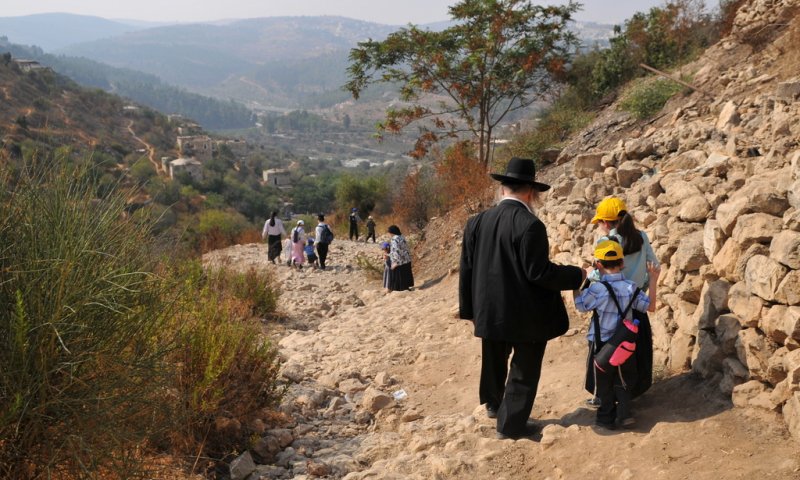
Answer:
[{"left": 459, "top": 199, "right": 583, "bottom": 342}]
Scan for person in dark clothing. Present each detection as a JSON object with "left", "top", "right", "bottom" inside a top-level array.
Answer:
[
  {"left": 366, "top": 216, "right": 377, "bottom": 243},
  {"left": 349, "top": 208, "right": 361, "bottom": 241},
  {"left": 459, "top": 157, "right": 586, "bottom": 440},
  {"left": 261, "top": 211, "right": 286, "bottom": 263},
  {"left": 315, "top": 214, "right": 332, "bottom": 270},
  {"left": 386, "top": 225, "right": 413, "bottom": 291}
]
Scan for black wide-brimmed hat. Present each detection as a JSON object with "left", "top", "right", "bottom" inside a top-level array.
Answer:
[{"left": 490, "top": 157, "right": 550, "bottom": 192}]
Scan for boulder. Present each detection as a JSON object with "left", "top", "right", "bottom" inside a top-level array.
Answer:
[
  {"left": 785, "top": 348, "right": 800, "bottom": 385},
  {"left": 785, "top": 307, "right": 800, "bottom": 343},
  {"left": 678, "top": 195, "right": 712, "bottom": 222},
  {"left": 776, "top": 80, "right": 800, "bottom": 101},
  {"left": 716, "top": 196, "right": 751, "bottom": 235},
  {"left": 692, "top": 280, "right": 732, "bottom": 331},
  {"left": 229, "top": 451, "right": 257, "bottom": 480},
  {"left": 732, "top": 380, "right": 768, "bottom": 408},
  {"left": 770, "top": 230, "right": 800, "bottom": 269},
  {"left": 659, "top": 176, "right": 703, "bottom": 206},
  {"left": 720, "top": 357, "right": 750, "bottom": 395},
  {"left": 767, "top": 347, "right": 789, "bottom": 386},
  {"left": 781, "top": 393, "right": 800, "bottom": 442},
  {"left": 672, "top": 230, "right": 707, "bottom": 272},
  {"left": 728, "top": 281, "right": 764, "bottom": 328},
  {"left": 700, "top": 152, "right": 732, "bottom": 177},
  {"left": 745, "top": 255, "right": 789, "bottom": 302},
  {"left": 731, "top": 213, "right": 783, "bottom": 247},
  {"left": 761, "top": 305, "right": 789, "bottom": 345},
  {"left": 747, "top": 180, "right": 791, "bottom": 217},
  {"left": 790, "top": 179, "right": 800, "bottom": 210},
  {"left": 703, "top": 220, "right": 725, "bottom": 260},
  {"left": 670, "top": 331, "right": 695, "bottom": 373},
  {"left": 736, "top": 328, "right": 776, "bottom": 382},
  {"left": 693, "top": 330, "right": 725, "bottom": 379},
  {"left": 574, "top": 153, "right": 605, "bottom": 179},
  {"left": 625, "top": 138, "right": 656, "bottom": 159},
  {"left": 616, "top": 161, "right": 645, "bottom": 188},
  {"left": 662, "top": 150, "right": 707, "bottom": 172},
  {"left": 776, "top": 270, "right": 800, "bottom": 306},
  {"left": 716, "top": 100, "right": 740, "bottom": 131},
  {"left": 360, "top": 387, "right": 393, "bottom": 413},
  {"left": 675, "top": 274, "right": 704, "bottom": 304},
  {"left": 716, "top": 314, "right": 742, "bottom": 355},
  {"left": 712, "top": 239, "right": 743, "bottom": 281}
]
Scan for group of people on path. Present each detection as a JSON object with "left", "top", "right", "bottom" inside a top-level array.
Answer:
[
  {"left": 459, "top": 157, "right": 660, "bottom": 440},
  {"left": 261, "top": 213, "right": 334, "bottom": 270},
  {"left": 261, "top": 210, "right": 413, "bottom": 292}
]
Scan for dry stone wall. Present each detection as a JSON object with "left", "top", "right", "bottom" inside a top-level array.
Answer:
[{"left": 541, "top": 0, "right": 800, "bottom": 440}]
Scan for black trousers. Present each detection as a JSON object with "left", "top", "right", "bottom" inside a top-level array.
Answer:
[
  {"left": 366, "top": 230, "right": 376, "bottom": 242},
  {"left": 349, "top": 223, "right": 359, "bottom": 240},
  {"left": 316, "top": 243, "right": 329, "bottom": 269},
  {"left": 480, "top": 339, "right": 547, "bottom": 435},
  {"left": 594, "top": 350, "right": 637, "bottom": 425}
]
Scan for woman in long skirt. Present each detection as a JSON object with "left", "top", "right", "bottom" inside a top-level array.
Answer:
[
  {"left": 262, "top": 211, "right": 286, "bottom": 263},
  {"left": 386, "top": 225, "right": 414, "bottom": 291}
]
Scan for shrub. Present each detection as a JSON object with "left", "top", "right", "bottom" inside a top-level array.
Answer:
[
  {"left": 434, "top": 142, "right": 492, "bottom": 213},
  {"left": 165, "top": 261, "right": 284, "bottom": 459},
  {"left": 0, "top": 159, "right": 170, "bottom": 478},
  {"left": 619, "top": 76, "right": 685, "bottom": 119}
]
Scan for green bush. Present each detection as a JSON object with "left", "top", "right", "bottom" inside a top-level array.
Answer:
[
  {"left": 166, "top": 261, "right": 284, "bottom": 458},
  {"left": 619, "top": 76, "right": 685, "bottom": 119},
  {"left": 0, "top": 159, "right": 170, "bottom": 477}
]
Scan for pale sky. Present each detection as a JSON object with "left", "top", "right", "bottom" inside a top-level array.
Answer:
[{"left": 2, "top": 1, "right": 668, "bottom": 26}]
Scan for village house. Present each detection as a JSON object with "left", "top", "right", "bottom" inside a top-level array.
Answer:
[
  {"left": 168, "top": 158, "right": 203, "bottom": 182},
  {"left": 177, "top": 135, "right": 213, "bottom": 163},
  {"left": 13, "top": 59, "right": 47, "bottom": 72},
  {"left": 263, "top": 168, "right": 291, "bottom": 188}
]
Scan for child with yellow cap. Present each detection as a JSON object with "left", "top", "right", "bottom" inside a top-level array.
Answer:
[
  {"left": 588, "top": 196, "right": 661, "bottom": 399},
  {"left": 574, "top": 239, "right": 658, "bottom": 429}
]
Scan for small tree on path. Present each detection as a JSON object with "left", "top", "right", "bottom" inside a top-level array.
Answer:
[{"left": 346, "top": 0, "right": 580, "bottom": 167}]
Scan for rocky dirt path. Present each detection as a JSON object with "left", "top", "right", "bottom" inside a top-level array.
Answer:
[{"left": 204, "top": 239, "right": 799, "bottom": 480}]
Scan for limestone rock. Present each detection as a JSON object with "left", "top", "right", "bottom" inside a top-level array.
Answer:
[
  {"left": 732, "top": 380, "right": 768, "bottom": 408},
  {"left": 229, "top": 451, "right": 256, "bottom": 480},
  {"left": 776, "top": 80, "right": 800, "bottom": 101},
  {"left": 786, "top": 348, "right": 800, "bottom": 386},
  {"left": 785, "top": 393, "right": 800, "bottom": 442},
  {"left": 574, "top": 153, "right": 605, "bottom": 179},
  {"left": 616, "top": 161, "right": 645, "bottom": 188},
  {"left": 728, "top": 281, "right": 764, "bottom": 328},
  {"left": 736, "top": 328, "right": 776, "bottom": 382},
  {"left": 281, "top": 362, "right": 305, "bottom": 383},
  {"left": 767, "top": 347, "right": 788, "bottom": 386},
  {"left": 716, "top": 101, "right": 740, "bottom": 130},
  {"left": 703, "top": 220, "right": 725, "bottom": 261},
  {"left": 712, "top": 239, "right": 743, "bottom": 281},
  {"left": 731, "top": 213, "right": 783, "bottom": 247},
  {"left": 776, "top": 270, "right": 800, "bottom": 306},
  {"left": 716, "top": 196, "right": 751, "bottom": 235},
  {"left": 745, "top": 255, "right": 789, "bottom": 302},
  {"left": 720, "top": 357, "right": 750, "bottom": 395},
  {"left": 672, "top": 230, "right": 707, "bottom": 272},
  {"left": 662, "top": 149, "right": 707, "bottom": 172},
  {"left": 693, "top": 330, "right": 725, "bottom": 378},
  {"left": 360, "top": 387, "right": 393, "bottom": 413},
  {"left": 678, "top": 195, "right": 712, "bottom": 223},
  {"left": 761, "top": 305, "right": 790, "bottom": 345},
  {"left": 670, "top": 332, "right": 695, "bottom": 373},
  {"left": 693, "top": 280, "right": 732, "bottom": 331},
  {"left": 770, "top": 230, "right": 800, "bottom": 269},
  {"left": 625, "top": 138, "right": 655, "bottom": 160},
  {"left": 786, "top": 307, "right": 800, "bottom": 343}
]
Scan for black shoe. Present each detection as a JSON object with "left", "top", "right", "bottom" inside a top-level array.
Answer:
[
  {"left": 485, "top": 406, "right": 498, "bottom": 419},
  {"left": 585, "top": 397, "right": 601, "bottom": 409},
  {"left": 594, "top": 420, "right": 616, "bottom": 431},
  {"left": 496, "top": 424, "right": 538, "bottom": 440}
]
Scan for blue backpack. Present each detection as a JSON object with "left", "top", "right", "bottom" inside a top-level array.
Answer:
[{"left": 318, "top": 225, "right": 334, "bottom": 244}]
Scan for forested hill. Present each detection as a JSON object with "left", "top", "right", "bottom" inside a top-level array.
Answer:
[{"left": 0, "top": 39, "right": 255, "bottom": 130}]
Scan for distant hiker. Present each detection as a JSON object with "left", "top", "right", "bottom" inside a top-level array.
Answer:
[
  {"left": 290, "top": 220, "right": 306, "bottom": 269},
  {"left": 459, "top": 157, "right": 585, "bottom": 440},
  {"left": 349, "top": 207, "right": 361, "bottom": 241},
  {"left": 305, "top": 238, "right": 319, "bottom": 268},
  {"left": 386, "top": 225, "right": 413, "bottom": 291},
  {"left": 381, "top": 241, "right": 391, "bottom": 291},
  {"left": 262, "top": 211, "right": 286, "bottom": 264},
  {"left": 315, "top": 214, "right": 334, "bottom": 270},
  {"left": 574, "top": 240, "right": 658, "bottom": 430},
  {"left": 587, "top": 196, "right": 660, "bottom": 399},
  {"left": 366, "top": 216, "right": 377, "bottom": 243}
]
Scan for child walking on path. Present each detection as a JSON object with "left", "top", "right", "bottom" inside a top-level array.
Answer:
[
  {"left": 305, "top": 238, "right": 319, "bottom": 268},
  {"left": 574, "top": 240, "right": 658, "bottom": 429},
  {"left": 589, "top": 196, "right": 660, "bottom": 398}
]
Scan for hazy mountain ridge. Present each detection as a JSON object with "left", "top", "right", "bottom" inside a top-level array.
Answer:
[{"left": 0, "top": 13, "right": 144, "bottom": 51}]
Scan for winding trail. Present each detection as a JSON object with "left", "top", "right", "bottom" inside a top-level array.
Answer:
[
  {"left": 127, "top": 120, "right": 161, "bottom": 174},
  {"left": 203, "top": 238, "right": 800, "bottom": 479}
]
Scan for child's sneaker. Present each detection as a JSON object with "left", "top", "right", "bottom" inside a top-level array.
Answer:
[{"left": 584, "top": 397, "right": 601, "bottom": 409}]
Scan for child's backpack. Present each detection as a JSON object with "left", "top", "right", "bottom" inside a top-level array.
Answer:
[
  {"left": 591, "top": 281, "right": 641, "bottom": 372},
  {"left": 318, "top": 224, "right": 334, "bottom": 244}
]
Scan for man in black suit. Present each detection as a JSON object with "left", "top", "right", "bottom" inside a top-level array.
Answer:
[{"left": 459, "top": 157, "right": 586, "bottom": 440}]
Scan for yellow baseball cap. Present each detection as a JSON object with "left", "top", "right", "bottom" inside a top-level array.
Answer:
[
  {"left": 594, "top": 239, "right": 624, "bottom": 260},
  {"left": 591, "top": 197, "right": 627, "bottom": 224}
]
